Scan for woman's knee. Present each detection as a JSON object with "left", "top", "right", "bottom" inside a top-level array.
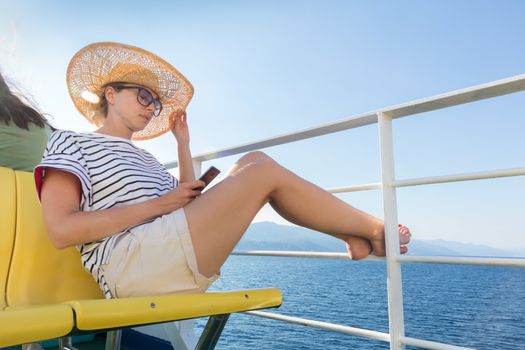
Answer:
[
  {"left": 235, "top": 151, "right": 276, "bottom": 169},
  {"left": 240, "top": 151, "right": 272, "bottom": 163},
  {"left": 227, "top": 151, "right": 281, "bottom": 179},
  {"left": 227, "top": 151, "right": 281, "bottom": 181}
]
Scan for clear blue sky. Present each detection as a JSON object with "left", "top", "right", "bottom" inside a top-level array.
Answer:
[{"left": 1, "top": 0, "right": 524, "bottom": 252}]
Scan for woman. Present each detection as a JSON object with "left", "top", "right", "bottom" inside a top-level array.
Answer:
[
  {"left": 36, "top": 42, "right": 411, "bottom": 299},
  {"left": 0, "top": 72, "right": 53, "bottom": 171}
]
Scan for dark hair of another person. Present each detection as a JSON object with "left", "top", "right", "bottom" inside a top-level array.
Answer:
[{"left": 0, "top": 73, "right": 50, "bottom": 130}]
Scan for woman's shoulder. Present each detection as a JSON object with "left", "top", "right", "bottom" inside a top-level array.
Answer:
[
  {"left": 49, "top": 129, "right": 100, "bottom": 143},
  {"left": 49, "top": 128, "right": 79, "bottom": 138},
  {"left": 46, "top": 129, "right": 92, "bottom": 152}
]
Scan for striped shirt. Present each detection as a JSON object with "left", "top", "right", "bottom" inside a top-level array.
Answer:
[{"left": 34, "top": 129, "right": 177, "bottom": 298}]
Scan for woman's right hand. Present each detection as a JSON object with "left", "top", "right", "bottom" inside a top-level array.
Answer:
[{"left": 155, "top": 180, "right": 205, "bottom": 215}]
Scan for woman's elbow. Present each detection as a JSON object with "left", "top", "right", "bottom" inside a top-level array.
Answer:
[
  {"left": 51, "top": 239, "right": 71, "bottom": 250},
  {"left": 46, "top": 226, "right": 75, "bottom": 250}
]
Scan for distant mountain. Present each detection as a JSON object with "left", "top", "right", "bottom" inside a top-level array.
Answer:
[
  {"left": 407, "top": 239, "right": 522, "bottom": 258},
  {"left": 236, "top": 222, "right": 524, "bottom": 258}
]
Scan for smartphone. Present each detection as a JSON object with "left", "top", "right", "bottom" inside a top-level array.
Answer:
[{"left": 196, "top": 166, "right": 220, "bottom": 191}]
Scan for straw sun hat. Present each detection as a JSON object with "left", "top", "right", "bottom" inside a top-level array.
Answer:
[{"left": 67, "top": 42, "right": 194, "bottom": 140}]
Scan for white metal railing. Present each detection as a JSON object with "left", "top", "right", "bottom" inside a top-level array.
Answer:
[
  {"left": 325, "top": 166, "right": 525, "bottom": 193},
  {"left": 165, "top": 73, "right": 525, "bottom": 350},
  {"left": 244, "top": 311, "right": 473, "bottom": 350},
  {"left": 232, "top": 251, "right": 525, "bottom": 268}
]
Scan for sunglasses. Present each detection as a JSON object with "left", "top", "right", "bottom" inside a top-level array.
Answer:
[{"left": 111, "top": 84, "right": 163, "bottom": 117}]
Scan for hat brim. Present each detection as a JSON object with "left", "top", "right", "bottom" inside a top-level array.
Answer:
[{"left": 67, "top": 42, "right": 194, "bottom": 140}]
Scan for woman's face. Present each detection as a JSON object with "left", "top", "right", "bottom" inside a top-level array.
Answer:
[{"left": 106, "top": 84, "right": 161, "bottom": 132}]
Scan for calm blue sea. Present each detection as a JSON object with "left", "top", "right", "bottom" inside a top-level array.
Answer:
[{"left": 196, "top": 256, "right": 525, "bottom": 350}]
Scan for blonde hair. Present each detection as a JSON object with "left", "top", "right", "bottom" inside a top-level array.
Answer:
[{"left": 93, "top": 84, "right": 125, "bottom": 126}]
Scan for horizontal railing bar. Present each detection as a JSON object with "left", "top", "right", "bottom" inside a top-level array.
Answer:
[
  {"left": 327, "top": 182, "right": 382, "bottom": 193},
  {"left": 400, "top": 336, "right": 474, "bottom": 350},
  {"left": 232, "top": 250, "right": 387, "bottom": 261},
  {"left": 164, "top": 74, "right": 525, "bottom": 169},
  {"left": 285, "top": 167, "right": 525, "bottom": 196},
  {"left": 394, "top": 167, "right": 525, "bottom": 188},
  {"left": 243, "top": 310, "right": 391, "bottom": 343},
  {"left": 232, "top": 250, "right": 350, "bottom": 259},
  {"left": 398, "top": 255, "right": 525, "bottom": 267},
  {"left": 384, "top": 73, "right": 525, "bottom": 119},
  {"left": 244, "top": 311, "right": 475, "bottom": 349},
  {"left": 164, "top": 112, "right": 378, "bottom": 169},
  {"left": 232, "top": 251, "right": 525, "bottom": 267}
]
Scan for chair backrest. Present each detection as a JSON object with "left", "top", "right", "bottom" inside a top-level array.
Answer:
[
  {"left": 6, "top": 170, "right": 103, "bottom": 307},
  {"left": 0, "top": 167, "right": 17, "bottom": 309}
]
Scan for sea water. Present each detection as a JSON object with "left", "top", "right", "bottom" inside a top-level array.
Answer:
[{"left": 196, "top": 256, "right": 525, "bottom": 349}]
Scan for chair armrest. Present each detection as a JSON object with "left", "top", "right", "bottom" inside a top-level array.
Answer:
[
  {"left": 67, "top": 288, "right": 282, "bottom": 331},
  {"left": 0, "top": 305, "right": 73, "bottom": 347}
]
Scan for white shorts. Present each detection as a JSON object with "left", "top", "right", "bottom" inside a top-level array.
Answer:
[{"left": 101, "top": 208, "right": 219, "bottom": 298}]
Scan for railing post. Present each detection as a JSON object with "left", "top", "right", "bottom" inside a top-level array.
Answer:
[
  {"left": 105, "top": 330, "right": 122, "bottom": 350},
  {"left": 377, "top": 111, "right": 406, "bottom": 350},
  {"left": 193, "top": 159, "right": 202, "bottom": 177}
]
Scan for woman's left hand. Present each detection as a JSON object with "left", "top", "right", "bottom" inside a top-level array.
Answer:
[{"left": 171, "top": 109, "right": 190, "bottom": 145}]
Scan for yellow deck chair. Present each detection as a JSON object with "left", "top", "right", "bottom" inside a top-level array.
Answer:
[
  {"left": 4, "top": 169, "right": 282, "bottom": 349},
  {"left": 0, "top": 304, "right": 73, "bottom": 348},
  {"left": 0, "top": 167, "right": 16, "bottom": 310},
  {"left": 6, "top": 170, "right": 104, "bottom": 307},
  {"left": 0, "top": 167, "right": 76, "bottom": 347}
]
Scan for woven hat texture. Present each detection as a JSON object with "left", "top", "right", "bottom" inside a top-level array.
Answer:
[{"left": 67, "top": 42, "right": 194, "bottom": 140}]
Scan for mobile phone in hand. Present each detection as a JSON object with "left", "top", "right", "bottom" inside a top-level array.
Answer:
[{"left": 196, "top": 166, "right": 220, "bottom": 191}]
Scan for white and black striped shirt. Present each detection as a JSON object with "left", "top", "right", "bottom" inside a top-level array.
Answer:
[{"left": 35, "top": 130, "right": 177, "bottom": 298}]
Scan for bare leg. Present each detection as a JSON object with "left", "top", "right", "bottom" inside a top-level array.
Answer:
[
  {"left": 270, "top": 203, "right": 410, "bottom": 260},
  {"left": 269, "top": 201, "right": 373, "bottom": 260},
  {"left": 184, "top": 152, "right": 410, "bottom": 277}
]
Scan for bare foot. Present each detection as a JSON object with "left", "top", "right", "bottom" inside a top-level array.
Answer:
[
  {"left": 370, "top": 224, "right": 411, "bottom": 257},
  {"left": 344, "top": 236, "right": 372, "bottom": 260}
]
